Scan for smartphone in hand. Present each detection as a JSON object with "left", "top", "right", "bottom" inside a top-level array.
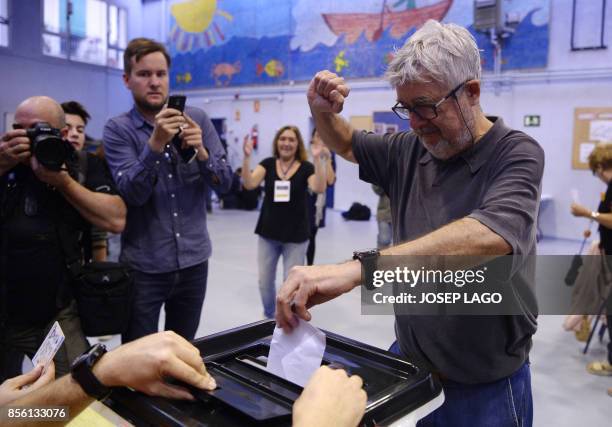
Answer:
[
  {"left": 168, "top": 95, "right": 196, "bottom": 163},
  {"left": 167, "top": 94, "right": 186, "bottom": 112}
]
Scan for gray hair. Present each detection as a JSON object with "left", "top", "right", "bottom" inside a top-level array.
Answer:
[{"left": 386, "top": 20, "right": 481, "bottom": 90}]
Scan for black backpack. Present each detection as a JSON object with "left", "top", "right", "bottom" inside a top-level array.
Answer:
[
  {"left": 342, "top": 202, "right": 371, "bottom": 221},
  {"left": 59, "top": 151, "right": 134, "bottom": 337}
]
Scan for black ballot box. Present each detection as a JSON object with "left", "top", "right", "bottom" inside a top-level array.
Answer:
[{"left": 104, "top": 320, "right": 442, "bottom": 426}]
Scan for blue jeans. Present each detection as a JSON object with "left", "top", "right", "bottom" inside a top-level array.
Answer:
[
  {"left": 377, "top": 219, "right": 392, "bottom": 249},
  {"left": 122, "top": 261, "right": 208, "bottom": 343},
  {"left": 388, "top": 342, "right": 533, "bottom": 427},
  {"left": 258, "top": 237, "right": 308, "bottom": 318}
]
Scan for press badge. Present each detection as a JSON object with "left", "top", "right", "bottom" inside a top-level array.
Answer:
[{"left": 274, "top": 180, "right": 291, "bottom": 202}]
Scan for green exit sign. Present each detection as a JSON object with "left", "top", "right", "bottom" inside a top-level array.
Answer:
[{"left": 524, "top": 115, "right": 541, "bottom": 127}]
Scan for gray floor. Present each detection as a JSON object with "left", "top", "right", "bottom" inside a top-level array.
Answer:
[{"left": 103, "top": 208, "right": 611, "bottom": 426}]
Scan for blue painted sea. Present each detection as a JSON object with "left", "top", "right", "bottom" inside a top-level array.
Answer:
[{"left": 171, "top": 8, "right": 548, "bottom": 90}]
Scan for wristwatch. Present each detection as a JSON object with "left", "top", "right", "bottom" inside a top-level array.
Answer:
[
  {"left": 70, "top": 344, "right": 112, "bottom": 400},
  {"left": 591, "top": 211, "right": 601, "bottom": 220},
  {"left": 353, "top": 249, "right": 380, "bottom": 290},
  {"left": 353, "top": 249, "right": 380, "bottom": 263}
]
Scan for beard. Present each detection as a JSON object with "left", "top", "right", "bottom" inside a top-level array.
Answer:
[
  {"left": 134, "top": 95, "right": 166, "bottom": 114},
  {"left": 420, "top": 105, "right": 476, "bottom": 160},
  {"left": 421, "top": 126, "right": 473, "bottom": 161}
]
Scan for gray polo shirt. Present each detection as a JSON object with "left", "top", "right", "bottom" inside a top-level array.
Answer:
[{"left": 353, "top": 117, "right": 545, "bottom": 383}]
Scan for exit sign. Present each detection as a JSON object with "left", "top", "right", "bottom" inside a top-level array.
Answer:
[{"left": 524, "top": 115, "right": 541, "bottom": 127}]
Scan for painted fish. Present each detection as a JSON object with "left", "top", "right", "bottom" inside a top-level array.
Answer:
[
  {"left": 334, "top": 50, "right": 349, "bottom": 73},
  {"left": 212, "top": 61, "right": 241, "bottom": 86},
  {"left": 176, "top": 72, "right": 193, "bottom": 84},
  {"left": 256, "top": 60, "right": 284, "bottom": 78}
]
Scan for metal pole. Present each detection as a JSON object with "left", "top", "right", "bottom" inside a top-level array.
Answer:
[
  {"left": 601, "top": 0, "right": 607, "bottom": 48},
  {"left": 67, "top": 0, "right": 73, "bottom": 60},
  {"left": 570, "top": 0, "right": 577, "bottom": 50}
]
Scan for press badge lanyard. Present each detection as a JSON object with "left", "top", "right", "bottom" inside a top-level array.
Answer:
[{"left": 274, "top": 159, "right": 295, "bottom": 203}]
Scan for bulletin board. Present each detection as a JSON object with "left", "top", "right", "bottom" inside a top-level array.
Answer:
[
  {"left": 372, "top": 111, "right": 410, "bottom": 134},
  {"left": 572, "top": 107, "right": 612, "bottom": 169},
  {"left": 349, "top": 115, "right": 373, "bottom": 132}
]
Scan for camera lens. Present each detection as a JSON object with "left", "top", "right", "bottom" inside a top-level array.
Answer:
[
  {"left": 33, "top": 136, "right": 67, "bottom": 171},
  {"left": 27, "top": 122, "right": 70, "bottom": 171}
]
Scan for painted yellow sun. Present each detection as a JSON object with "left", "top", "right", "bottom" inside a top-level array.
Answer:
[{"left": 170, "top": 0, "right": 233, "bottom": 51}]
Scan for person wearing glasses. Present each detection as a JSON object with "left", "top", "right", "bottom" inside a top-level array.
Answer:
[{"left": 276, "top": 20, "right": 544, "bottom": 426}]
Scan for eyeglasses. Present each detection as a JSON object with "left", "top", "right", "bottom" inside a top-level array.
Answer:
[{"left": 391, "top": 81, "right": 469, "bottom": 121}]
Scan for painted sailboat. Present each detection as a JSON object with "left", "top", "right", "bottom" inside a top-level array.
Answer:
[{"left": 322, "top": 0, "right": 453, "bottom": 44}]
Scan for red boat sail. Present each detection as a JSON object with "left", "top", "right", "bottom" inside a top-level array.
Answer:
[{"left": 322, "top": 0, "right": 453, "bottom": 44}]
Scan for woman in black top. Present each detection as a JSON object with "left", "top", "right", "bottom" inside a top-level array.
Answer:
[
  {"left": 242, "top": 125, "right": 326, "bottom": 318},
  {"left": 571, "top": 144, "right": 612, "bottom": 395}
]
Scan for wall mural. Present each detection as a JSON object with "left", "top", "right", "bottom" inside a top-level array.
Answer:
[{"left": 168, "top": 0, "right": 549, "bottom": 90}]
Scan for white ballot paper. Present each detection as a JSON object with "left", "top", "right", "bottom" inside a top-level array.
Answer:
[{"left": 267, "top": 319, "right": 326, "bottom": 387}]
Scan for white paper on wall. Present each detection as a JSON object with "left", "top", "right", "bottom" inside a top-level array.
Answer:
[
  {"left": 589, "top": 120, "right": 612, "bottom": 142},
  {"left": 579, "top": 142, "right": 596, "bottom": 164}
]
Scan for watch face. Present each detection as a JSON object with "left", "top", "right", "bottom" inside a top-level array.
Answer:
[
  {"left": 72, "top": 344, "right": 107, "bottom": 370},
  {"left": 353, "top": 249, "right": 380, "bottom": 261}
]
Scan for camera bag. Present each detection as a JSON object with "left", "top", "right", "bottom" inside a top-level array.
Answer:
[
  {"left": 72, "top": 261, "right": 133, "bottom": 336},
  {"left": 54, "top": 152, "right": 133, "bottom": 337}
]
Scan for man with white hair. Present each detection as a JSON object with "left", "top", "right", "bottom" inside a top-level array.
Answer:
[{"left": 276, "top": 20, "right": 544, "bottom": 425}]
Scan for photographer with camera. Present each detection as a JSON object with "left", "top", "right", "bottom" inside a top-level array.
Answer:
[{"left": 0, "top": 96, "right": 126, "bottom": 382}]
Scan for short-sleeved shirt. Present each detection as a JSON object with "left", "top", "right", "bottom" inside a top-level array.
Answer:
[
  {"left": 0, "top": 157, "right": 117, "bottom": 327},
  {"left": 80, "top": 152, "right": 113, "bottom": 261},
  {"left": 255, "top": 157, "right": 314, "bottom": 243},
  {"left": 353, "top": 117, "right": 545, "bottom": 384},
  {"left": 103, "top": 106, "right": 232, "bottom": 273}
]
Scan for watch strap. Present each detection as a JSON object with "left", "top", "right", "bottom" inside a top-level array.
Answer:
[
  {"left": 352, "top": 248, "right": 380, "bottom": 262},
  {"left": 71, "top": 344, "right": 111, "bottom": 401},
  {"left": 353, "top": 249, "right": 380, "bottom": 290}
]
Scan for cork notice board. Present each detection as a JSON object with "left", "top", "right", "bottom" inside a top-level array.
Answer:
[
  {"left": 573, "top": 107, "right": 612, "bottom": 169},
  {"left": 349, "top": 115, "right": 373, "bottom": 131}
]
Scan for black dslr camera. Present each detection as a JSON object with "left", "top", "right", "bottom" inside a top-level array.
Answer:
[{"left": 26, "top": 122, "right": 75, "bottom": 171}]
